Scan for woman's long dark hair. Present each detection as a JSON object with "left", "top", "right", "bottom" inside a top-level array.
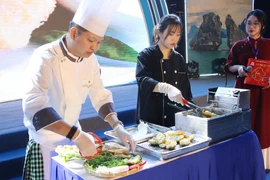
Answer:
[
  {"left": 152, "top": 14, "right": 183, "bottom": 45},
  {"left": 245, "top": 9, "right": 268, "bottom": 35}
]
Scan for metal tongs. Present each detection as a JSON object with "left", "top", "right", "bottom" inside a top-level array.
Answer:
[
  {"left": 181, "top": 98, "right": 204, "bottom": 113},
  {"left": 168, "top": 98, "right": 216, "bottom": 118},
  {"left": 139, "top": 120, "right": 172, "bottom": 133},
  {"left": 181, "top": 98, "right": 217, "bottom": 118},
  {"left": 167, "top": 98, "right": 204, "bottom": 113}
]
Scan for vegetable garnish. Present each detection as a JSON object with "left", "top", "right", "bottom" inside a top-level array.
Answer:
[
  {"left": 84, "top": 151, "right": 146, "bottom": 172},
  {"left": 55, "top": 145, "right": 81, "bottom": 162}
]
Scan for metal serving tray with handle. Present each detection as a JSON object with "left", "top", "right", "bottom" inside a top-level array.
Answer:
[
  {"left": 136, "top": 134, "right": 212, "bottom": 160},
  {"left": 104, "top": 122, "right": 172, "bottom": 144}
]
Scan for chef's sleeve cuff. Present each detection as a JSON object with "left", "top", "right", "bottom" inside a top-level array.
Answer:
[
  {"left": 33, "top": 107, "right": 61, "bottom": 131},
  {"left": 98, "top": 102, "right": 116, "bottom": 119}
]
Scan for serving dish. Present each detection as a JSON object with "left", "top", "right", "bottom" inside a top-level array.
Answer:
[
  {"left": 83, "top": 142, "right": 147, "bottom": 178},
  {"left": 85, "top": 160, "right": 146, "bottom": 178},
  {"left": 136, "top": 134, "right": 211, "bottom": 160},
  {"left": 55, "top": 141, "right": 147, "bottom": 178}
]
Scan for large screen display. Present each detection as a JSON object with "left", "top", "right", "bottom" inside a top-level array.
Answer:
[{"left": 0, "top": 0, "right": 148, "bottom": 102}]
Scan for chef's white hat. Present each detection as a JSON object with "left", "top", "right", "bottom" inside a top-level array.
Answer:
[{"left": 72, "top": 0, "right": 121, "bottom": 37}]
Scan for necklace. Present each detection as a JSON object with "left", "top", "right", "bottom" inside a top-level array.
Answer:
[{"left": 247, "top": 36, "right": 263, "bottom": 59}]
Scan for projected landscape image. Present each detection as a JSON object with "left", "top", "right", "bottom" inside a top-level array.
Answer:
[
  {"left": 186, "top": 0, "right": 253, "bottom": 74},
  {"left": 0, "top": 0, "right": 148, "bottom": 102}
]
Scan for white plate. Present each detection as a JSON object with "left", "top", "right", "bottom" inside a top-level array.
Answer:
[
  {"left": 86, "top": 165, "right": 144, "bottom": 178},
  {"left": 66, "top": 158, "right": 84, "bottom": 169}
]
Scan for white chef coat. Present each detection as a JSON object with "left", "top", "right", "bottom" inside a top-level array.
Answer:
[{"left": 22, "top": 36, "right": 115, "bottom": 179}]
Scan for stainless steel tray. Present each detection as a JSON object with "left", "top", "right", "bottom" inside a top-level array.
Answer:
[
  {"left": 104, "top": 123, "right": 171, "bottom": 144},
  {"left": 136, "top": 134, "right": 211, "bottom": 160}
]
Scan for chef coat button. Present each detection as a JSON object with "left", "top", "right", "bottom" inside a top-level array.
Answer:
[
  {"left": 175, "top": 70, "right": 177, "bottom": 73},
  {"left": 61, "top": 60, "right": 63, "bottom": 62},
  {"left": 88, "top": 81, "right": 90, "bottom": 83},
  {"left": 175, "top": 81, "right": 178, "bottom": 85},
  {"left": 164, "top": 115, "right": 167, "bottom": 119},
  {"left": 164, "top": 71, "right": 166, "bottom": 74}
]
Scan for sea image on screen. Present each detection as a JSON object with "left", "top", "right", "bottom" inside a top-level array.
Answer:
[
  {"left": 186, "top": 0, "right": 252, "bottom": 75},
  {"left": 0, "top": 0, "right": 148, "bottom": 102}
]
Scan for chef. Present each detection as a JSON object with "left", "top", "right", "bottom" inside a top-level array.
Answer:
[{"left": 22, "top": 0, "right": 136, "bottom": 179}]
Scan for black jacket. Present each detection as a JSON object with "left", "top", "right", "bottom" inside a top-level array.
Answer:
[{"left": 136, "top": 44, "right": 193, "bottom": 127}]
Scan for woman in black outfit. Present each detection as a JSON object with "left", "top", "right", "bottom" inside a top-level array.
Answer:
[{"left": 136, "top": 14, "right": 193, "bottom": 127}]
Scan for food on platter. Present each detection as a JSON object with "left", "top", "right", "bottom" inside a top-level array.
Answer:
[
  {"left": 55, "top": 145, "right": 81, "bottom": 162},
  {"left": 148, "top": 130, "right": 195, "bottom": 150},
  {"left": 155, "top": 132, "right": 166, "bottom": 144},
  {"left": 185, "top": 134, "right": 195, "bottom": 142},
  {"left": 102, "top": 142, "right": 130, "bottom": 155},
  {"left": 137, "top": 133, "right": 211, "bottom": 160},
  {"left": 56, "top": 142, "right": 146, "bottom": 177},
  {"left": 84, "top": 143, "right": 147, "bottom": 177},
  {"left": 84, "top": 151, "right": 144, "bottom": 170},
  {"left": 179, "top": 138, "right": 191, "bottom": 146},
  {"left": 159, "top": 139, "right": 177, "bottom": 150}
]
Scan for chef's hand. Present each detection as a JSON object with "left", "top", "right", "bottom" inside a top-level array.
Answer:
[
  {"left": 237, "top": 66, "right": 248, "bottom": 78},
  {"left": 73, "top": 130, "right": 97, "bottom": 156},
  {"left": 158, "top": 82, "right": 184, "bottom": 105},
  {"left": 114, "top": 125, "right": 136, "bottom": 152}
]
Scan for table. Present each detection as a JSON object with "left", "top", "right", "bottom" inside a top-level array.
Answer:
[{"left": 51, "top": 130, "right": 265, "bottom": 180}]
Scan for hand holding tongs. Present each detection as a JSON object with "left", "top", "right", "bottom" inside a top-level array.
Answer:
[
  {"left": 167, "top": 98, "right": 204, "bottom": 114},
  {"left": 182, "top": 98, "right": 217, "bottom": 118},
  {"left": 167, "top": 98, "right": 202, "bottom": 112},
  {"left": 181, "top": 98, "right": 204, "bottom": 112},
  {"left": 168, "top": 98, "right": 216, "bottom": 118}
]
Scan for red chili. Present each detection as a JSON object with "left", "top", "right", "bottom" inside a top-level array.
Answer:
[{"left": 129, "top": 161, "right": 147, "bottom": 170}]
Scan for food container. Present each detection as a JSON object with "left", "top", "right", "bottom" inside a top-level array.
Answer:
[
  {"left": 83, "top": 141, "right": 147, "bottom": 178},
  {"left": 175, "top": 109, "right": 251, "bottom": 143},
  {"left": 136, "top": 134, "right": 211, "bottom": 160},
  {"left": 85, "top": 164, "right": 144, "bottom": 178},
  {"left": 175, "top": 87, "right": 251, "bottom": 143},
  {"left": 207, "top": 87, "right": 250, "bottom": 111}
]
